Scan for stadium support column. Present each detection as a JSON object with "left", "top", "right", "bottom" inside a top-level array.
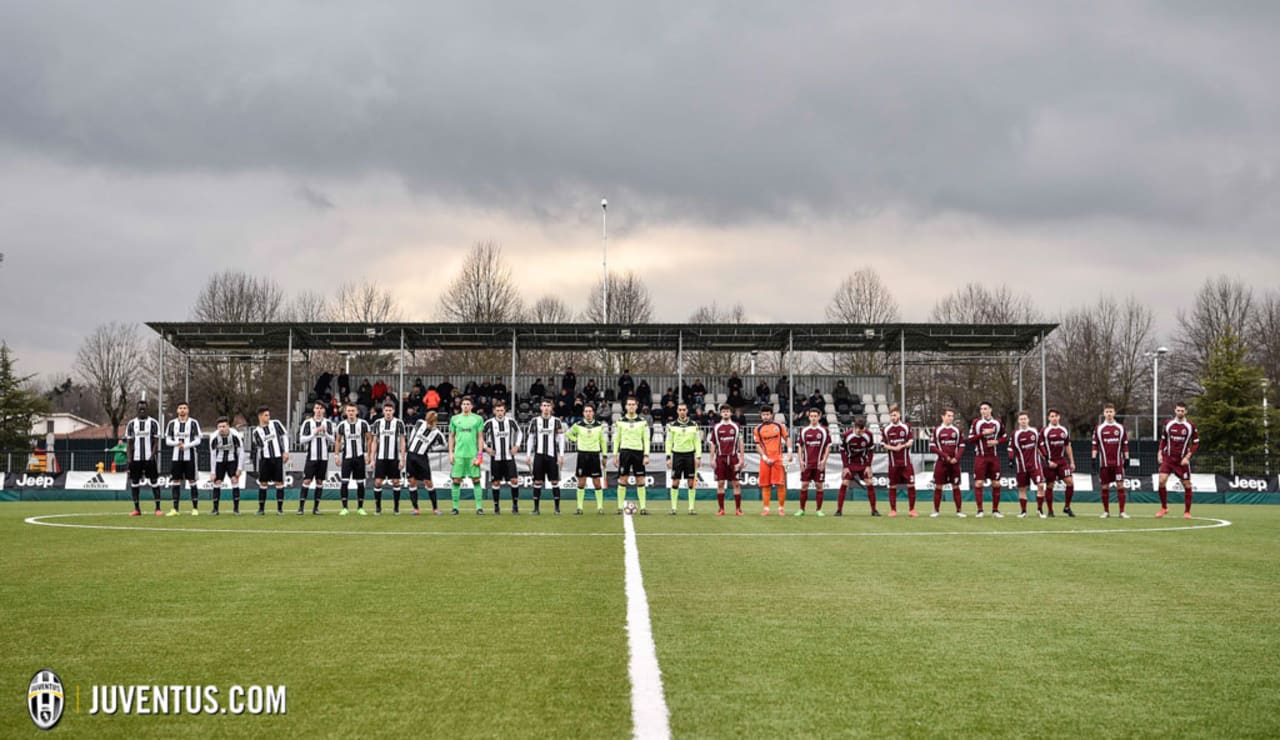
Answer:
[
  {"left": 899, "top": 330, "right": 906, "bottom": 412},
  {"left": 184, "top": 353, "right": 190, "bottom": 406},
  {"left": 788, "top": 331, "right": 795, "bottom": 418},
  {"left": 286, "top": 328, "right": 294, "bottom": 433},
  {"left": 1039, "top": 331, "right": 1047, "bottom": 425},
  {"left": 1017, "top": 356, "right": 1024, "bottom": 413},
  {"left": 677, "top": 330, "right": 684, "bottom": 404},
  {"left": 510, "top": 330, "right": 518, "bottom": 410},
  {"left": 158, "top": 334, "right": 165, "bottom": 430},
  {"left": 398, "top": 328, "right": 405, "bottom": 419}
]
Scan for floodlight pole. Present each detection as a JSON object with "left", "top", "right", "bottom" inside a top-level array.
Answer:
[
  {"left": 511, "top": 330, "right": 518, "bottom": 411},
  {"left": 1263, "top": 378, "right": 1270, "bottom": 476},
  {"left": 677, "top": 330, "right": 684, "bottom": 405},
  {"left": 788, "top": 331, "right": 795, "bottom": 420},
  {"left": 1017, "top": 356, "right": 1024, "bottom": 413},
  {"left": 601, "top": 198, "right": 609, "bottom": 375},
  {"left": 158, "top": 335, "right": 165, "bottom": 431},
  {"left": 184, "top": 353, "right": 190, "bottom": 406},
  {"left": 1039, "top": 331, "right": 1047, "bottom": 425},
  {"left": 286, "top": 328, "right": 293, "bottom": 433},
  {"left": 899, "top": 331, "right": 906, "bottom": 415},
  {"left": 398, "top": 328, "right": 405, "bottom": 420}
]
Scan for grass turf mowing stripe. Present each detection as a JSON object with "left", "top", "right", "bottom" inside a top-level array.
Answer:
[{"left": 623, "top": 513, "right": 670, "bottom": 739}]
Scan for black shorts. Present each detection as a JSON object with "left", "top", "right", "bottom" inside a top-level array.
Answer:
[
  {"left": 618, "top": 449, "right": 646, "bottom": 477},
  {"left": 303, "top": 460, "right": 329, "bottom": 482},
  {"left": 341, "top": 457, "right": 367, "bottom": 482},
  {"left": 671, "top": 452, "right": 696, "bottom": 480},
  {"left": 257, "top": 459, "right": 284, "bottom": 485},
  {"left": 374, "top": 459, "right": 401, "bottom": 480},
  {"left": 531, "top": 453, "right": 560, "bottom": 483},
  {"left": 128, "top": 459, "right": 158, "bottom": 484},
  {"left": 170, "top": 459, "right": 198, "bottom": 481},
  {"left": 490, "top": 459, "right": 518, "bottom": 482},
  {"left": 406, "top": 453, "right": 432, "bottom": 481},
  {"left": 212, "top": 461, "right": 239, "bottom": 484},
  {"left": 575, "top": 453, "right": 602, "bottom": 479}
]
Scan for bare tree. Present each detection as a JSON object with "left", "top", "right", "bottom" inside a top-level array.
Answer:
[
  {"left": 582, "top": 271, "right": 658, "bottom": 374},
  {"left": 521, "top": 296, "right": 576, "bottom": 374},
  {"left": 1046, "top": 296, "right": 1155, "bottom": 435},
  {"left": 74, "top": 322, "right": 145, "bottom": 438},
  {"left": 191, "top": 270, "right": 287, "bottom": 322},
  {"left": 685, "top": 302, "right": 749, "bottom": 376},
  {"left": 824, "top": 268, "right": 900, "bottom": 376},
  {"left": 288, "top": 290, "right": 333, "bottom": 322},
  {"left": 1250, "top": 291, "right": 1280, "bottom": 387},
  {"left": 1169, "top": 275, "right": 1255, "bottom": 399},
  {"left": 437, "top": 241, "right": 524, "bottom": 323},
  {"left": 334, "top": 280, "right": 401, "bottom": 323}
]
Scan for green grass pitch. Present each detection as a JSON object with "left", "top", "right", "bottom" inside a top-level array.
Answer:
[{"left": 2, "top": 499, "right": 1278, "bottom": 738}]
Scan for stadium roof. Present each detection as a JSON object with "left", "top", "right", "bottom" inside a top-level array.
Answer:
[{"left": 147, "top": 322, "right": 1056, "bottom": 354}]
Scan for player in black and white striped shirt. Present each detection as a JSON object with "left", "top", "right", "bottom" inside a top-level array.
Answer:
[
  {"left": 125, "top": 400, "right": 163, "bottom": 516},
  {"left": 370, "top": 402, "right": 407, "bottom": 515},
  {"left": 335, "top": 403, "right": 373, "bottom": 515},
  {"left": 164, "top": 402, "right": 203, "bottom": 516},
  {"left": 207, "top": 416, "right": 245, "bottom": 515},
  {"left": 524, "top": 400, "right": 566, "bottom": 515},
  {"left": 251, "top": 405, "right": 290, "bottom": 515},
  {"left": 406, "top": 410, "right": 446, "bottom": 515},
  {"left": 483, "top": 400, "right": 523, "bottom": 514},
  {"left": 298, "top": 401, "right": 335, "bottom": 515}
]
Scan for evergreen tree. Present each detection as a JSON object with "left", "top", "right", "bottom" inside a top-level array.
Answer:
[
  {"left": 0, "top": 344, "right": 52, "bottom": 451},
  {"left": 1193, "top": 332, "right": 1267, "bottom": 455}
]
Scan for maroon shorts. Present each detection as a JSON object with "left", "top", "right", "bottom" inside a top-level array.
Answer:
[
  {"left": 888, "top": 465, "right": 915, "bottom": 486},
  {"left": 1015, "top": 469, "right": 1045, "bottom": 488},
  {"left": 1043, "top": 460, "right": 1073, "bottom": 484},
  {"left": 1159, "top": 460, "right": 1191, "bottom": 480},
  {"left": 714, "top": 456, "right": 740, "bottom": 482},
  {"left": 932, "top": 461, "right": 962, "bottom": 486},
  {"left": 800, "top": 467, "right": 825, "bottom": 484},
  {"left": 1098, "top": 466, "right": 1124, "bottom": 485},
  {"left": 972, "top": 457, "right": 1001, "bottom": 483},
  {"left": 842, "top": 465, "right": 869, "bottom": 481}
]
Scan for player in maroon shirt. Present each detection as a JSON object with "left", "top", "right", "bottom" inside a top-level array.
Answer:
[
  {"left": 929, "top": 408, "right": 966, "bottom": 517},
  {"left": 1157, "top": 402, "right": 1200, "bottom": 519},
  {"left": 1092, "top": 403, "right": 1130, "bottom": 518},
  {"left": 710, "top": 404, "right": 745, "bottom": 516},
  {"left": 795, "top": 407, "right": 832, "bottom": 516},
  {"left": 1008, "top": 411, "right": 1047, "bottom": 518},
  {"left": 837, "top": 417, "right": 877, "bottom": 516},
  {"left": 968, "top": 402, "right": 1007, "bottom": 517},
  {"left": 881, "top": 405, "right": 916, "bottom": 517},
  {"left": 1039, "top": 409, "right": 1075, "bottom": 517}
]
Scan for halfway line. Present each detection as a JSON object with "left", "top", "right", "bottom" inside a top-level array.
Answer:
[{"left": 623, "top": 513, "right": 671, "bottom": 740}]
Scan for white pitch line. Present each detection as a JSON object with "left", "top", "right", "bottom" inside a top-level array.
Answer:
[
  {"left": 21, "top": 512, "right": 1233, "bottom": 538},
  {"left": 622, "top": 513, "right": 671, "bottom": 740}
]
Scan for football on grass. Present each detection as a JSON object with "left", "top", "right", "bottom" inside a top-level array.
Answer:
[{"left": 624, "top": 501, "right": 638, "bottom": 515}]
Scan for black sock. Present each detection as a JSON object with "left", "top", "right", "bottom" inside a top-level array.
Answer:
[
  {"left": 512, "top": 489, "right": 520, "bottom": 510},
  {"left": 553, "top": 487, "right": 561, "bottom": 512},
  {"left": 189, "top": 483, "right": 199, "bottom": 509},
  {"left": 427, "top": 487, "right": 437, "bottom": 510},
  {"left": 492, "top": 487, "right": 501, "bottom": 505},
  {"left": 258, "top": 490, "right": 267, "bottom": 511},
  {"left": 357, "top": 483, "right": 366, "bottom": 508},
  {"left": 409, "top": 486, "right": 420, "bottom": 510},
  {"left": 298, "top": 486, "right": 307, "bottom": 511},
  {"left": 171, "top": 484, "right": 181, "bottom": 509},
  {"left": 341, "top": 482, "right": 349, "bottom": 509},
  {"left": 374, "top": 486, "right": 382, "bottom": 512},
  {"left": 312, "top": 485, "right": 321, "bottom": 511},
  {"left": 232, "top": 488, "right": 240, "bottom": 513},
  {"left": 533, "top": 487, "right": 542, "bottom": 512},
  {"left": 130, "top": 486, "right": 140, "bottom": 512},
  {"left": 276, "top": 487, "right": 284, "bottom": 512},
  {"left": 212, "top": 487, "right": 220, "bottom": 512},
  {"left": 392, "top": 487, "right": 401, "bottom": 513},
  {"left": 152, "top": 487, "right": 162, "bottom": 509}
]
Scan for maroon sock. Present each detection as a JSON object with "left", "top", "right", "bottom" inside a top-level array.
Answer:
[
  {"left": 1036, "top": 493, "right": 1044, "bottom": 509},
  {"left": 953, "top": 488, "right": 963, "bottom": 511},
  {"left": 933, "top": 487, "right": 943, "bottom": 513},
  {"left": 1184, "top": 486, "right": 1193, "bottom": 513},
  {"left": 717, "top": 491, "right": 725, "bottom": 511},
  {"left": 867, "top": 485, "right": 877, "bottom": 512},
  {"left": 815, "top": 490, "right": 824, "bottom": 510},
  {"left": 992, "top": 484, "right": 1002, "bottom": 512},
  {"left": 888, "top": 488, "right": 898, "bottom": 512},
  {"left": 975, "top": 487, "right": 985, "bottom": 512},
  {"left": 1118, "top": 489, "right": 1127, "bottom": 513},
  {"left": 1064, "top": 485, "right": 1074, "bottom": 508},
  {"left": 1045, "top": 489, "right": 1054, "bottom": 514},
  {"left": 734, "top": 489, "right": 742, "bottom": 511},
  {"left": 1020, "top": 498, "right": 1027, "bottom": 514},
  {"left": 837, "top": 484, "right": 847, "bottom": 513},
  {"left": 1102, "top": 489, "right": 1111, "bottom": 513},
  {"left": 1158, "top": 485, "right": 1167, "bottom": 508},
  {"left": 907, "top": 486, "right": 917, "bottom": 511},
  {"left": 799, "top": 489, "right": 808, "bottom": 511}
]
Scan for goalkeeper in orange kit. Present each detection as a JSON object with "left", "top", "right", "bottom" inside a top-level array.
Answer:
[{"left": 753, "top": 406, "right": 791, "bottom": 516}]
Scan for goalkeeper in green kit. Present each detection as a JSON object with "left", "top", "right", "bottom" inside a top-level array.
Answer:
[
  {"left": 448, "top": 396, "right": 486, "bottom": 515},
  {"left": 665, "top": 402, "right": 703, "bottom": 514},
  {"left": 567, "top": 403, "right": 607, "bottom": 514},
  {"left": 612, "top": 396, "right": 651, "bottom": 514}
]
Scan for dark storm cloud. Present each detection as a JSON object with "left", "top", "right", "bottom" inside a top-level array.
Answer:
[{"left": 1, "top": 1, "right": 1277, "bottom": 228}]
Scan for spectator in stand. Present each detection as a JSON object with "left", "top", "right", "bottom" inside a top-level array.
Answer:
[
  {"left": 464, "top": 380, "right": 480, "bottom": 397},
  {"left": 474, "top": 394, "right": 491, "bottom": 417},
  {"left": 437, "top": 378, "right": 454, "bottom": 402},
  {"left": 727, "top": 371, "right": 743, "bottom": 399},
  {"left": 357, "top": 380, "right": 374, "bottom": 409},
  {"left": 833, "top": 380, "right": 853, "bottom": 413},
  {"left": 659, "top": 399, "right": 677, "bottom": 424},
  {"left": 691, "top": 379, "right": 706, "bottom": 406},
  {"left": 529, "top": 378, "right": 546, "bottom": 400},
  {"left": 372, "top": 379, "right": 389, "bottom": 403},
  {"left": 808, "top": 389, "right": 824, "bottom": 412},
  {"left": 492, "top": 378, "right": 508, "bottom": 405},
  {"left": 582, "top": 379, "right": 600, "bottom": 404},
  {"left": 774, "top": 377, "right": 790, "bottom": 414},
  {"left": 618, "top": 369, "right": 634, "bottom": 400},
  {"left": 405, "top": 404, "right": 420, "bottom": 426},
  {"left": 562, "top": 366, "right": 577, "bottom": 394},
  {"left": 727, "top": 384, "right": 746, "bottom": 412},
  {"left": 337, "top": 373, "right": 351, "bottom": 401},
  {"left": 406, "top": 383, "right": 424, "bottom": 414},
  {"left": 329, "top": 396, "right": 342, "bottom": 420},
  {"left": 555, "top": 388, "right": 573, "bottom": 419},
  {"left": 425, "top": 385, "right": 441, "bottom": 411},
  {"left": 755, "top": 381, "right": 771, "bottom": 405},
  {"left": 572, "top": 394, "right": 586, "bottom": 424},
  {"left": 314, "top": 372, "right": 334, "bottom": 402},
  {"left": 636, "top": 379, "right": 653, "bottom": 412},
  {"left": 479, "top": 379, "right": 494, "bottom": 399}
]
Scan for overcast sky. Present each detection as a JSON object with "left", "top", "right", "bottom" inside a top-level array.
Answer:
[{"left": 2, "top": 1, "right": 1278, "bottom": 377}]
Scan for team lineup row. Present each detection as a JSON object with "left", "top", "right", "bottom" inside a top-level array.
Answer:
[{"left": 117, "top": 395, "right": 1203, "bottom": 520}]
